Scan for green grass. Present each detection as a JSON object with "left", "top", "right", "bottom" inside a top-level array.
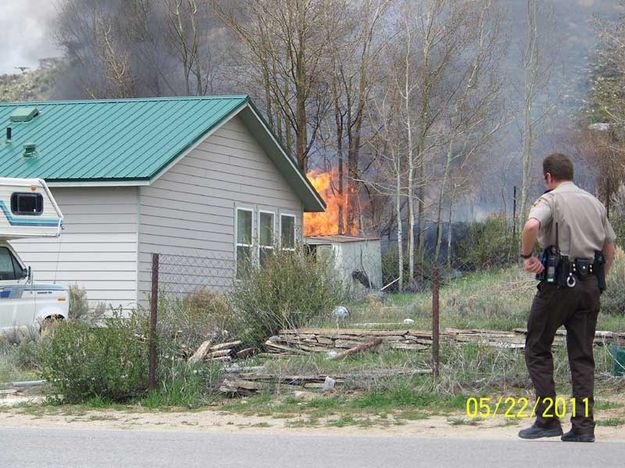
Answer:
[
  {"left": 312, "top": 267, "right": 534, "bottom": 331},
  {"left": 313, "top": 266, "right": 625, "bottom": 333},
  {"left": 220, "top": 374, "right": 468, "bottom": 425}
]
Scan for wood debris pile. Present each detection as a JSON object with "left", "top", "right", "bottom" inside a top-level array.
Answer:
[
  {"left": 187, "top": 340, "right": 254, "bottom": 364},
  {"left": 260, "top": 327, "right": 625, "bottom": 357},
  {"left": 219, "top": 368, "right": 432, "bottom": 396},
  {"left": 186, "top": 328, "right": 625, "bottom": 365},
  {"left": 261, "top": 328, "right": 431, "bottom": 358}
]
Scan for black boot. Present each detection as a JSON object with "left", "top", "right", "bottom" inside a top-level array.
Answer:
[
  {"left": 518, "top": 422, "right": 563, "bottom": 439},
  {"left": 561, "top": 429, "right": 595, "bottom": 443}
]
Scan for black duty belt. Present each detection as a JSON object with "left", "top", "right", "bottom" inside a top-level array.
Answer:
[{"left": 572, "top": 258, "right": 595, "bottom": 279}]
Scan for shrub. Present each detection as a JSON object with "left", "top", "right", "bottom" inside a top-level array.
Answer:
[
  {"left": 36, "top": 313, "right": 149, "bottom": 402},
  {"left": 67, "top": 285, "right": 89, "bottom": 320},
  {"left": 230, "top": 248, "right": 347, "bottom": 349},
  {"left": 0, "top": 327, "right": 40, "bottom": 381},
  {"left": 67, "top": 284, "right": 106, "bottom": 324},
  {"left": 455, "top": 215, "right": 515, "bottom": 270},
  {"left": 601, "top": 246, "right": 625, "bottom": 315}
]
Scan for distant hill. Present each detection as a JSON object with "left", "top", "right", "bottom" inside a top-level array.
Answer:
[{"left": 0, "top": 59, "right": 61, "bottom": 102}]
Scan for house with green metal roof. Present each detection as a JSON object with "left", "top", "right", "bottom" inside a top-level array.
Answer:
[{"left": 1, "top": 96, "right": 324, "bottom": 308}]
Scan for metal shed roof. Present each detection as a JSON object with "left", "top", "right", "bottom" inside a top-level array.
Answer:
[{"left": 0, "top": 95, "right": 325, "bottom": 212}]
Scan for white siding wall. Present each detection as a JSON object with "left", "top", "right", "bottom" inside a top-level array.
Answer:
[
  {"left": 11, "top": 187, "right": 139, "bottom": 308},
  {"left": 137, "top": 116, "right": 303, "bottom": 302}
]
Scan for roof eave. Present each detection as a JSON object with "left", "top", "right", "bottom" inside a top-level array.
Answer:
[{"left": 237, "top": 103, "right": 326, "bottom": 213}]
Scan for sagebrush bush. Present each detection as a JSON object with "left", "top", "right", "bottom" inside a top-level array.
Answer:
[
  {"left": 67, "top": 285, "right": 89, "bottom": 320},
  {"left": 37, "top": 313, "right": 149, "bottom": 402},
  {"left": 0, "top": 327, "right": 40, "bottom": 381},
  {"left": 67, "top": 284, "right": 107, "bottom": 324},
  {"left": 601, "top": 246, "right": 625, "bottom": 315},
  {"left": 231, "top": 248, "right": 347, "bottom": 349}
]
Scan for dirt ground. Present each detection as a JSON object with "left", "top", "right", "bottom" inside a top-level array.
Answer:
[{"left": 1, "top": 392, "right": 624, "bottom": 441}]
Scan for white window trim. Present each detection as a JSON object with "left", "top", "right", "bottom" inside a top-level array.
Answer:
[
  {"left": 280, "top": 213, "right": 297, "bottom": 251},
  {"left": 258, "top": 210, "right": 276, "bottom": 259},
  {"left": 235, "top": 207, "right": 255, "bottom": 276}
]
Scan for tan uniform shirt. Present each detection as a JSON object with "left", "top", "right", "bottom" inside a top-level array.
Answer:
[{"left": 528, "top": 181, "right": 616, "bottom": 259}]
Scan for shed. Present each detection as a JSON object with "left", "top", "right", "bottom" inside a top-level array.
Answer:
[
  {"left": 305, "top": 235, "right": 382, "bottom": 295},
  {"left": 0, "top": 96, "right": 325, "bottom": 308}
]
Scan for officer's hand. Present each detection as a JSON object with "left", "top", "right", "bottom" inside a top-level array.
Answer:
[{"left": 524, "top": 256, "right": 544, "bottom": 273}]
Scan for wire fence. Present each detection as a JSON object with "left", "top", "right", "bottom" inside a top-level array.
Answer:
[
  {"left": 156, "top": 252, "right": 235, "bottom": 296},
  {"left": 145, "top": 247, "right": 624, "bottom": 388}
]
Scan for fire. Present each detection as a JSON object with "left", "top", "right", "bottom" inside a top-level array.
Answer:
[{"left": 304, "top": 167, "right": 356, "bottom": 236}]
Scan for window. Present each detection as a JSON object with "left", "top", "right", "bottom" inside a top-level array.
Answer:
[
  {"left": 236, "top": 208, "right": 254, "bottom": 278},
  {"left": 280, "top": 214, "right": 296, "bottom": 251},
  {"left": 0, "top": 247, "right": 24, "bottom": 281},
  {"left": 259, "top": 211, "right": 275, "bottom": 267},
  {"left": 11, "top": 192, "right": 43, "bottom": 216}
]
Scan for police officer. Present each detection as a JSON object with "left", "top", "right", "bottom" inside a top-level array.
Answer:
[{"left": 518, "top": 153, "right": 616, "bottom": 443}]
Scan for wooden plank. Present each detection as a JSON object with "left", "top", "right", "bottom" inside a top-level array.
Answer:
[
  {"left": 389, "top": 343, "right": 429, "bottom": 351},
  {"left": 188, "top": 340, "right": 211, "bottom": 364},
  {"left": 329, "top": 338, "right": 383, "bottom": 360},
  {"left": 210, "top": 341, "right": 242, "bottom": 351}
]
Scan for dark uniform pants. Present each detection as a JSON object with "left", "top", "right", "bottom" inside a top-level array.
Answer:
[{"left": 525, "top": 276, "right": 601, "bottom": 433}]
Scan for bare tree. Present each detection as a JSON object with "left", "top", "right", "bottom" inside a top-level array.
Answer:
[
  {"left": 432, "top": 0, "right": 505, "bottom": 262},
  {"left": 366, "top": 87, "right": 409, "bottom": 290},
  {"left": 55, "top": 0, "right": 228, "bottom": 98},
  {"left": 518, "top": 0, "right": 552, "bottom": 226},
  {"left": 213, "top": 0, "right": 335, "bottom": 170}
]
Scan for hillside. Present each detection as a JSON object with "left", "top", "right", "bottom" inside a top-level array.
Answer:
[{"left": 0, "top": 60, "right": 60, "bottom": 102}]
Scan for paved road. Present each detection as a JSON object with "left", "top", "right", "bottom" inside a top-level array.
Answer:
[{"left": 1, "top": 427, "right": 624, "bottom": 467}]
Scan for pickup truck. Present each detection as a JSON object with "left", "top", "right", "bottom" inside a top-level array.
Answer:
[{"left": 0, "top": 177, "right": 68, "bottom": 332}]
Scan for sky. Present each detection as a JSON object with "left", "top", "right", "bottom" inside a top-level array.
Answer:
[{"left": 0, "top": 0, "right": 63, "bottom": 74}]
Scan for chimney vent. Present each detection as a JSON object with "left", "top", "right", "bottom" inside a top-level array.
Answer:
[
  {"left": 22, "top": 142, "right": 37, "bottom": 158},
  {"left": 5, "top": 127, "right": 11, "bottom": 143},
  {"left": 10, "top": 107, "right": 39, "bottom": 123}
]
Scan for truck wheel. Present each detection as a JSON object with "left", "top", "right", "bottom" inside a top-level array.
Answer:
[{"left": 40, "top": 315, "right": 64, "bottom": 335}]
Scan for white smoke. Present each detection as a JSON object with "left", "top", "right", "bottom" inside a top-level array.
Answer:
[{"left": 0, "top": 0, "right": 63, "bottom": 75}]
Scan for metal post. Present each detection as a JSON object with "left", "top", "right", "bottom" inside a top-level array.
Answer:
[
  {"left": 431, "top": 265, "right": 440, "bottom": 379},
  {"left": 512, "top": 185, "right": 518, "bottom": 238},
  {"left": 148, "top": 253, "right": 159, "bottom": 391},
  {"left": 512, "top": 185, "right": 518, "bottom": 264}
]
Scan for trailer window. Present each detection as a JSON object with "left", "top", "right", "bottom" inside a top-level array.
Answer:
[
  {"left": 0, "top": 247, "right": 22, "bottom": 281},
  {"left": 11, "top": 192, "right": 43, "bottom": 216}
]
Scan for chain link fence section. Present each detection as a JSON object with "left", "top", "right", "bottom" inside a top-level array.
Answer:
[{"left": 156, "top": 252, "right": 235, "bottom": 297}]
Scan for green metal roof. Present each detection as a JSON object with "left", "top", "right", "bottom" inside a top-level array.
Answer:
[{"left": 0, "top": 96, "right": 325, "bottom": 211}]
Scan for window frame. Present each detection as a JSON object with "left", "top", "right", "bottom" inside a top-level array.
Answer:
[
  {"left": 235, "top": 207, "right": 255, "bottom": 278},
  {"left": 0, "top": 246, "right": 24, "bottom": 281},
  {"left": 280, "top": 213, "right": 297, "bottom": 251},
  {"left": 11, "top": 192, "right": 44, "bottom": 216},
  {"left": 258, "top": 210, "right": 276, "bottom": 266}
]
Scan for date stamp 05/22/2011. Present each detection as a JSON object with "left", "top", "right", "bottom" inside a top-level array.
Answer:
[{"left": 465, "top": 397, "right": 591, "bottom": 419}]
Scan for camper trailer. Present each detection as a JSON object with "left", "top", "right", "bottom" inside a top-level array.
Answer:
[{"left": 0, "top": 178, "right": 68, "bottom": 332}]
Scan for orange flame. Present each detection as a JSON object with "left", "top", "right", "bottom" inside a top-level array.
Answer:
[{"left": 304, "top": 167, "right": 356, "bottom": 236}]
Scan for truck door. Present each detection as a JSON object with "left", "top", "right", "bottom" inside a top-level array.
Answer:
[{"left": 0, "top": 246, "right": 33, "bottom": 331}]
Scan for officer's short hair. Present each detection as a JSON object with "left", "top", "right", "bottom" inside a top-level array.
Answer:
[{"left": 543, "top": 153, "right": 574, "bottom": 181}]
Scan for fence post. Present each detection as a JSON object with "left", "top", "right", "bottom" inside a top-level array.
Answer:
[
  {"left": 148, "top": 253, "right": 159, "bottom": 391},
  {"left": 431, "top": 265, "right": 440, "bottom": 379}
]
